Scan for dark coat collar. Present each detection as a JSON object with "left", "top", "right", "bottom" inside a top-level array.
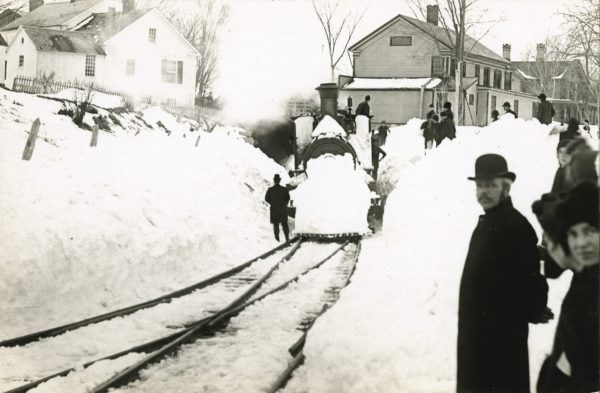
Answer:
[{"left": 482, "top": 196, "right": 513, "bottom": 216}]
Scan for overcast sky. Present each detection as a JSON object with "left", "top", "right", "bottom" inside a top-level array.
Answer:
[{"left": 215, "top": 0, "right": 577, "bottom": 122}]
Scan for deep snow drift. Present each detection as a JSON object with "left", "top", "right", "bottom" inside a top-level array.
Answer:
[
  {"left": 0, "top": 89, "right": 287, "bottom": 338},
  {"left": 284, "top": 116, "right": 597, "bottom": 393},
  {"left": 293, "top": 154, "right": 371, "bottom": 235}
]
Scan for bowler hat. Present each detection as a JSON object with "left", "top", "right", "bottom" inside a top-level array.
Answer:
[
  {"left": 502, "top": 101, "right": 511, "bottom": 108},
  {"left": 538, "top": 93, "right": 547, "bottom": 100},
  {"left": 467, "top": 153, "right": 516, "bottom": 181},
  {"left": 273, "top": 174, "right": 281, "bottom": 181}
]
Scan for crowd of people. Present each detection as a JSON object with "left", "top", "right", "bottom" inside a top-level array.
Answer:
[
  {"left": 419, "top": 101, "right": 457, "bottom": 151},
  {"left": 458, "top": 130, "right": 599, "bottom": 392}
]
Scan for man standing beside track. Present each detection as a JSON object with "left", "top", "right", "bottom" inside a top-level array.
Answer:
[
  {"left": 265, "top": 174, "right": 290, "bottom": 242},
  {"left": 457, "top": 154, "right": 552, "bottom": 393}
]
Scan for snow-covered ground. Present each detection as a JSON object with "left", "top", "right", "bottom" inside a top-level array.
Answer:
[
  {"left": 0, "top": 89, "right": 287, "bottom": 339},
  {"left": 2, "top": 86, "right": 598, "bottom": 393},
  {"left": 284, "top": 117, "right": 598, "bottom": 393}
]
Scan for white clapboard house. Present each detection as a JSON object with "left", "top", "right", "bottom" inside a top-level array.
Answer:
[{"left": 0, "top": 0, "right": 200, "bottom": 106}]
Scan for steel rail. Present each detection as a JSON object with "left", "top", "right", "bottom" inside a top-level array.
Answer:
[
  {"left": 89, "top": 239, "right": 304, "bottom": 393},
  {"left": 268, "top": 239, "right": 362, "bottom": 393},
  {"left": 0, "top": 237, "right": 298, "bottom": 348}
]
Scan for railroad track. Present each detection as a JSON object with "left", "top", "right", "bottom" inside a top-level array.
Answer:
[{"left": 1, "top": 236, "right": 361, "bottom": 393}]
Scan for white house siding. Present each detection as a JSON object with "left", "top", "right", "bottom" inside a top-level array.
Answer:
[
  {"left": 37, "top": 51, "right": 106, "bottom": 85},
  {"left": 0, "top": 47, "right": 6, "bottom": 84},
  {"left": 102, "top": 11, "right": 197, "bottom": 105},
  {"left": 353, "top": 19, "right": 439, "bottom": 78},
  {"left": 482, "top": 88, "right": 536, "bottom": 122},
  {"left": 339, "top": 89, "right": 434, "bottom": 125},
  {"left": 476, "top": 90, "right": 489, "bottom": 126},
  {"left": 464, "top": 82, "right": 478, "bottom": 126},
  {"left": 5, "top": 29, "right": 38, "bottom": 88}
]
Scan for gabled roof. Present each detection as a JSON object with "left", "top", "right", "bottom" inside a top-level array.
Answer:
[
  {"left": 1, "top": 0, "right": 103, "bottom": 31},
  {"left": 0, "top": 9, "right": 23, "bottom": 29},
  {"left": 77, "top": 8, "right": 151, "bottom": 42},
  {"left": 349, "top": 14, "right": 508, "bottom": 64},
  {"left": 511, "top": 60, "right": 584, "bottom": 80},
  {"left": 23, "top": 26, "right": 105, "bottom": 55}
]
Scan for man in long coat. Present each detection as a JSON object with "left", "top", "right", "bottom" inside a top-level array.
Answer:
[
  {"left": 457, "top": 154, "right": 550, "bottom": 393},
  {"left": 265, "top": 174, "right": 290, "bottom": 242},
  {"left": 537, "top": 93, "right": 555, "bottom": 125}
]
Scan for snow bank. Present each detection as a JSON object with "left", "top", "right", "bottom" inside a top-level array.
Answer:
[
  {"left": 293, "top": 154, "right": 370, "bottom": 235},
  {"left": 286, "top": 116, "right": 575, "bottom": 393},
  {"left": 0, "top": 89, "right": 285, "bottom": 337}
]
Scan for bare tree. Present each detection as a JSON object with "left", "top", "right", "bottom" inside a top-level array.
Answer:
[
  {"left": 161, "top": 0, "right": 229, "bottom": 105},
  {"left": 560, "top": 0, "right": 600, "bottom": 123},
  {"left": 408, "top": 0, "right": 502, "bottom": 125},
  {"left": 312, "top": 0, "right": 366, "bottom": 83}
]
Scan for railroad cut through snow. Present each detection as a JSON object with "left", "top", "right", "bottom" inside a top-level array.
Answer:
[{"left": 293, "top": 154, "right": 371, "bottom": 235}]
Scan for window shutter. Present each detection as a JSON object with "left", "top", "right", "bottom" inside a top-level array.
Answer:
[
  {"left": 177, "top": 61, "right": 183, "bottom": 84},
  {"left": 161, "top": 59, "right": 167, "bottom": 82}
]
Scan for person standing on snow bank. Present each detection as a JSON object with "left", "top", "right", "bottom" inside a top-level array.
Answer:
[
  {"left": 551, "top": 139, "right": 572, "bottom": 193},
  {"left": 265, "top": 174, "right": 290, "bottom": 242},
  {"left": 457, "top": 154, "right": 551, "bottom": 393},
  {"left": 420, "top": 114, "right": 438, "bottom": 151},
  {"left": 502, "top": 101, "right": 518, "bottom": 118},
  {"left": 532, "top": 182, "right": 599, "bottom": 393},
  {"left": 537, "top": 93, "right": 555, "bottom": 125},
  {"left": 438, "top": 101, "right": 456, "bottom": 143},
  {"left": 355, "top": 95, "right": 371, "bottom": 118}
]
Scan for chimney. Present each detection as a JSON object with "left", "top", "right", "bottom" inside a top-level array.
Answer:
[
  {"left": 426, "top": 5, "right": 439, "bottom": 26},
  {"left": 123, "top": 0, "right": 135, "bottom": 12},
  {"left": 536, "top": 43, "right": 546, "bottom": 62},
  {"left": 29, "top": 0, "right": 43, "bottom": 12},
  {"left": 315, "top": 83, "right": 339, "bottom": 118},
  {"left": 502, "top": 44, "right": 511, "bottom": 61}
]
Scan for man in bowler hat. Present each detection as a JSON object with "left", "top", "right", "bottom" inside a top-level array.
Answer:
[
  {"left": 265, "top": 174, "right": 290, "bottom": 242},
  {"left": 457, "top": 154, "right": 551, "bottom": 393}
]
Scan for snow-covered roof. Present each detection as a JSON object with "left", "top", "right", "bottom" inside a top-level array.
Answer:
[
  {"left": 515, "top": 69, "right": 537, "bottom": 80},
  {"left": 23, "top": 26, "right": 105, "bottom": 55},
  {"left": 1, "top": 0, "right": 103, "bottom": 31},
  {"left": 551, "top": 69, "right": 567, "bottom": 80},
  {"left": 342, "top": 77, "right": 441, "bottom": 90},
  {"left": 77, "top": 9, "right": 151, "bottom": 42}
]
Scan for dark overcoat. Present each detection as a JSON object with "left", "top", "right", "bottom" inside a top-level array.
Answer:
[
  {"left": 458, "top": 198, "right": 548, "bottom": 393},
  {"left": 537, "top": 101, "right": 555, "bottom": 125},
  {"left": 265, "top": 184, "right": 290, "bottom": 223},
  {"left": 538, "top": 262, "right": 600, "bottom": 393},
  {"left": 439, "top": 111, "right": 456, "bottom": 140},
  {"left": 355, "top": 101, "right": 370, "bottom": 117}
]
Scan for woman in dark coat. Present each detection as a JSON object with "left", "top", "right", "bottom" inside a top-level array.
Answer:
[{"left": 533, "top": 182, "right": 599, "bottom": 393}]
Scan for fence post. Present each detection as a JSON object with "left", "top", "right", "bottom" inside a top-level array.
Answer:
[
  {"left": 22, "top": 118, "right": 40, "bottom": 160},
  {"left": 90, "top": 124, "right": 99, "bottom": 147}
]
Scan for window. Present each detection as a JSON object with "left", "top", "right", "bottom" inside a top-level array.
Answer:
[
  {"left": 389, "top": 36, "right": 412, "bottom": 46},
  {"left": 85, "top": 55, "right": 95, "bottom": 76},
  {"left": 126, "top": 59, "right": 135, "bottom": 76},
  {"left": 504, "top": 71, "right": 512, "bottom": 90},
  {"left": 108, "top": 6, "right": 116, "bottom": 12},
  {"left": 161, "top": 59, "right": 183, "bottom": 84},
  {"left": 450, "top": 58, "right": 456, "bottom": 77},
  {"left": 493, "top": 69, "right": 502, "bottom": 89},
  {"left": 468, "top": 93, "right": 474, "bottom": 105},
  {"left": 149, "top": 28, "right": 156, "bottom": 42},
  {"left": 491, "top": 95, "right": 497, "bottom": 109},
  {"left": 513, "top": 100, "right": 519, "bottom": 114},
  {"left": 431, "top": 56, "right": 443, "bottom": 76},
  {"left": 21, "top": 37, "right": 24, "bottom": 44},
  {"left": 461, "top": 62, "right": 466, "bottom": 77},
  {"left": 18, "top": 55, "right": 24, "bottom": 67},
  {"left": 483, "top": 67, "right": 490, "bottom": 86},
  {"left": 443, "top": 57, "right": 450, "bottom": 74},
  {"left": 475, "top": 64, "right": 480, "bottom": 79}
]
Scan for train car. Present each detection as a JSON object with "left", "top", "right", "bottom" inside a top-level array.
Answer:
[{"left": 288, "top": 83, "right": 383, "bottom": 239}]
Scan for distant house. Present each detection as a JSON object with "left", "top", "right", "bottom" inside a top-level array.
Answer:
[
  {"left": 339, "top": 5, "right": 537, "bottom": 126},
  {"left": 512, "top": 44, "right": 597, "bottom": 123},
  {"left": 0, "top": 0, "right": 200, "bottom": 106}
]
